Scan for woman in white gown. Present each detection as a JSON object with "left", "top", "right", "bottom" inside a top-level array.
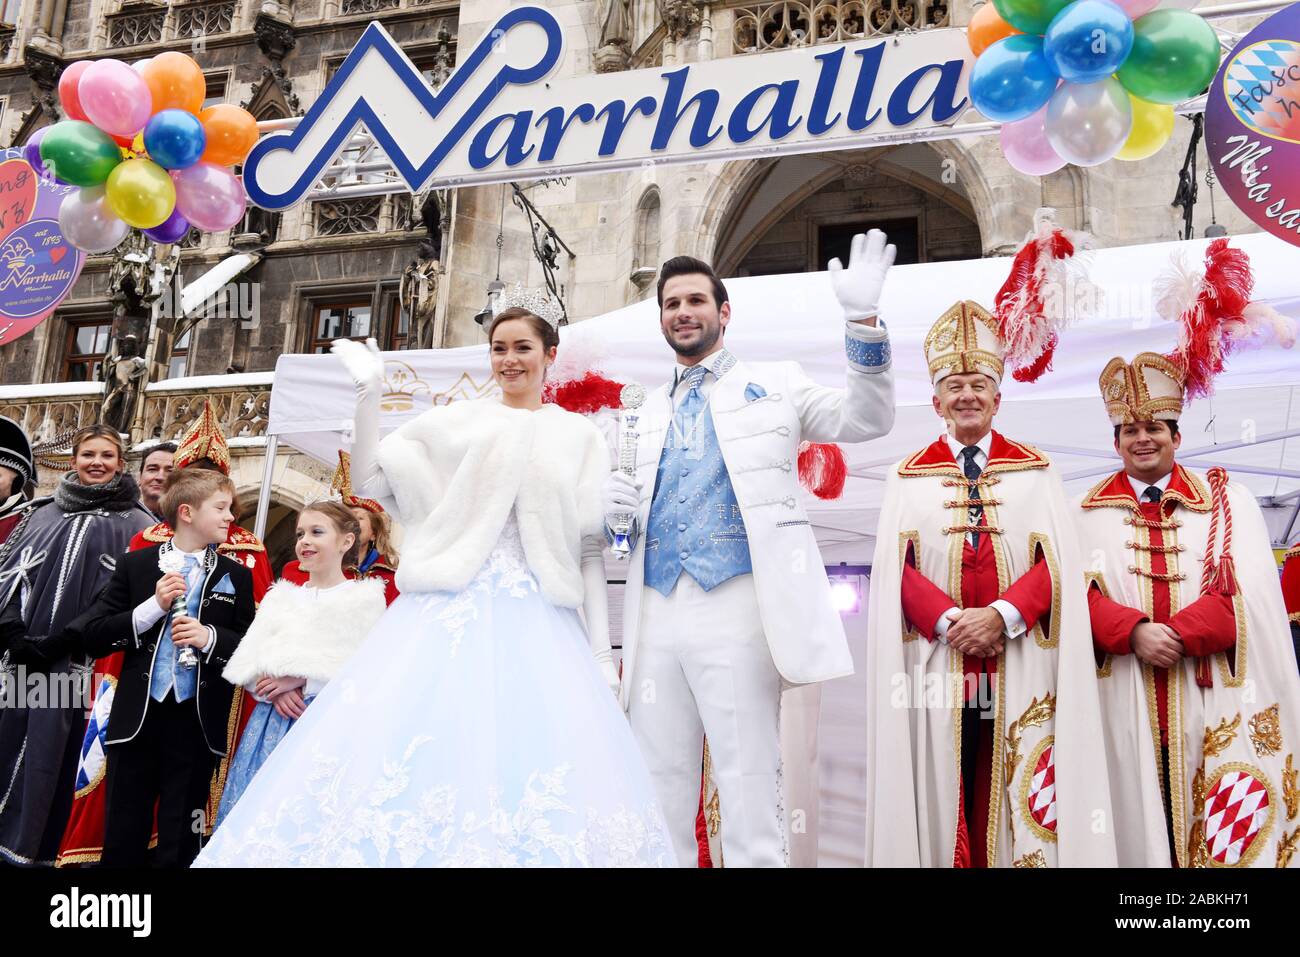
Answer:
[{"left": 195, "top": 307, "right": 675, "bottom": 867}]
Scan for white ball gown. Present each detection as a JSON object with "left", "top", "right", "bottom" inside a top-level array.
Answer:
[{"left": 194, "top": 511, "right": 675, "bottom": 867}]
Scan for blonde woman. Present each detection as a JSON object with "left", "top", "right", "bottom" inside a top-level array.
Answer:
[{"left": 0, "top": 425, "right": 152, "bottom": 866}]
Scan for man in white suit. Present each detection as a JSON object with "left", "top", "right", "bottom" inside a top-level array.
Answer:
[{"left": 603, "top": 231, "right": 896, "bottom": 867}]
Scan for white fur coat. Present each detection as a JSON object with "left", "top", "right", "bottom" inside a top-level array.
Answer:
[
  {"left": 222, "top": 578, "right": 387, "bottom": 686},
  {"left": 371, "top": 399, "right": 607, "bottom": 608}
]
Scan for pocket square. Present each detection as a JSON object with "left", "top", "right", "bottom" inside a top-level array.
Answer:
[
  {"left": 213, "top": 573, "right": 236, "bottom": 595},
  {"left": 744, "top": 383, "right": 767, "bottom": 402}
]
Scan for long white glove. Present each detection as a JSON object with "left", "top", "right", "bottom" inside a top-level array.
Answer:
[
  {"left": 828, "top": 228, "right": 896, "bottom": 323},
  {"left": 330, "top": 337, "right": 385, "bottom": 499},
  {"left": 581, "top": 541, "right": 620, "bottom": 697},
  {"left": 602, "top": 470, "right": 640, "bottom": 528}
]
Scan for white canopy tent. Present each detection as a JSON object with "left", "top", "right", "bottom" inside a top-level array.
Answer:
[{"left": 264, "top": 230, "right": 1300, "bottom": 557}]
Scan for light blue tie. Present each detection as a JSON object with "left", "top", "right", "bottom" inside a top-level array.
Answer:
[
  {"left": 673, "top": 365, "right": 708, "bottom": 452},
  {"left": 151, "top": 554, "right": 200, "bottom": 703}
]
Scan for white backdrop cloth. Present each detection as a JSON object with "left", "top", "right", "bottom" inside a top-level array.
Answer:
[{"left": 269, "top": 232, "right": 1300, "bottom": 559}]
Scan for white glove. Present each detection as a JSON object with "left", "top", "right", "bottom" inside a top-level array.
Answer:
[
  {"left": 331, "top": 336, "right": 384, "bottom": 392},
  {"left": 597, "top": 658, "right": 621, "bottom": 698},
  {"left": 828, "top": 228, "right": 896, "bottom": 323},
  {"left": 330, "top": 337, "right": 384, "bottom": 498},
  {"left": 581, "top": 548, "right": 620, "bottom": 698},
  {"left": 602, "top": 470, "right": 640, "bottom": 527}
]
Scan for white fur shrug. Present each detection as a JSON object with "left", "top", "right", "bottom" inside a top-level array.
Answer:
[
  {"left": 369, "top": 400, "right": 608, "bottom": 608},
  {"left": 222, "top": 578, "right": 387, "bottom": 686}
]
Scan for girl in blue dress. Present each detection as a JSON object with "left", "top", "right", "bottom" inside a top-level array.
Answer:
[{"left": 214, "top": 501, "right": 386, "bottom": 827}]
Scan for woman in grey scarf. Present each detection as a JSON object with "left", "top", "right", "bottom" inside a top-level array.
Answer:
[{"left": 0, "top": 425, "right": 152, "bottom": 866}]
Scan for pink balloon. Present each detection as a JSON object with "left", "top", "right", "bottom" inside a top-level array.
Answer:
[
  {"left": 1113, "top": 0, "right": 1159, "bottom": 16},
  {"left": 172, "top": 163, "right": 247, "bottom": 232},
  {"left": 1001, "top": 105, "right": 1068, "bottom": 176},
  {"left": 79, "top": 59, "right": 153, "bottom": 137}
]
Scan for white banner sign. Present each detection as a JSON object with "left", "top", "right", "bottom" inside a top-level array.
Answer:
[{"left": 243, "top": 5, "right": 974, "bottom": 210}]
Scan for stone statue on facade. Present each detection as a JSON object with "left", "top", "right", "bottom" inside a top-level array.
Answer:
[
  {"left": 595, "top": 0, "right": 633, "bottom": 72},
  {"left": 100, "top": 333, "right": 148, "bottom": 434},
  {"left": 399, "top": 192, "right": 443, "bottom": 349}
]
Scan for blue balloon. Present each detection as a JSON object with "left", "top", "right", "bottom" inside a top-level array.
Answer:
[
  {"left": 142, "top": 109, "right": 206, "bottom": 170},
  {"left": 1043, "top": 0, "right": 1134, "bottom": 84},
  {"left": 969, "top": 35, "right": 1060, "bottom": 124}
]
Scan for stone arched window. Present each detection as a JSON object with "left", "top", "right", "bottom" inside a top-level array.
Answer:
[{"left": 632, "top": 187, "right": 661, "bottom": 286}]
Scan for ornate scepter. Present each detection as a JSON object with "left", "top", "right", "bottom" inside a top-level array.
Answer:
[
  {"left": 158, "top": 546, "right": 198, "bottom": 668},
  {"left": 610, "top": 382, "right": 645, "bottom": 559}
]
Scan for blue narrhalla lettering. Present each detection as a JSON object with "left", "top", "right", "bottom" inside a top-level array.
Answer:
[{"left": 242, "top": 4, "right": 971, "bottom": 209}]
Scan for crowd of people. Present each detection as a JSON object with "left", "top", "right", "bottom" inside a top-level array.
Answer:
[{"left": 0, "top": 222, "right": 1296, "bottom": 869}]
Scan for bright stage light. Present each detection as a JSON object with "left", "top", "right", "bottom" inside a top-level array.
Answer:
[{"left": 831, "top": 578, "right": 860, "bottom": 614}]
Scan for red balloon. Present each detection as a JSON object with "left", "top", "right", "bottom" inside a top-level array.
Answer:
[{"left": 58, "top": 61, "right": 92, "bottom": 123}]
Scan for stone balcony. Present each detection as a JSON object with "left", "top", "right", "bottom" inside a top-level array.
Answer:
[{"left": 0, "top": 373, "right": 273, "bottom": 454}]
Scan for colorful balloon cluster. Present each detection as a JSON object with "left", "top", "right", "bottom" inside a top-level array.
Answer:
[
  {"left": 26, "top": 52, "right": 259, "bottom": 254},
  {"left": 968, "top": 0, "right": 1220, "bottom": 173}
]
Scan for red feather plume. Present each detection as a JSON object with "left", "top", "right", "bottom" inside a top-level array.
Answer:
[
  {"left": 994, "top": 208, "right": 1093, "bottom": 383},
  {"left": 542, "top": 371, "right": 625, "bottom": 414},
  {"left": 798, "top": 442, "right": 848, "bottom": 500},
  {"left": 1156, "top": 238, "right": 1296, "bottom": 400}
]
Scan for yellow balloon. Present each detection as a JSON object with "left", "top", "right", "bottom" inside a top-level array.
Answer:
[
  {"left": 132, "top": 132, "right": 146, "bottom": 155},
  {"left": 1116, "top": 94, "right": 1175, "bottom": 162},
  {"left": 105, "top": 158, "right": 176, "bottom": 229}
]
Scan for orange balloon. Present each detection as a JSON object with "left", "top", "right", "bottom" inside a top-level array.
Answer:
[
  {"left": 967, "top": 2, "right": 1022, "bottom": 57},
  {"left": 142, "top": 51, "right": 205, "bottom": 115},
  {"left": 198, "top": 104, "right": 258, "bottom": 166}
]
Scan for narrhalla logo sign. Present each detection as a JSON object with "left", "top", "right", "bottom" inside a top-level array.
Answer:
[
  {"left": 1206, "top": 2, "right": 1300, "bottom": 246},
  {"left": 0, "top": 149, "right": 85, "bottom": 348},
  {"left": 242, "top": 5, "right": 972, "bottom": 210}
]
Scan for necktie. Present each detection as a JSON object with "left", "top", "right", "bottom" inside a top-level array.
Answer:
[
  {"left": 673, "top": 365, "right": 708, "bottom": 452},
  {"left": 962, "top": 445, "right": 984, "bottom": 550},
  {"left": 1143, "top": 485, "right": 1162, "bottom": 504},
  {"left": 152, "top": 554, "right": 200, "bottom": 703}
]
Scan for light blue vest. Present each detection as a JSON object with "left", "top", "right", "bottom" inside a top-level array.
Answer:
[
  {"left": 644, "top": 369, "right": 752, "bottom": 597},
  {"left": 151, "top": 553, "right": 203, "bottom": 703}
]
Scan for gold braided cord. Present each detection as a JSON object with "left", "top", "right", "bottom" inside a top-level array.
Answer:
[
  {"left": 1125, "top": 515, "right": 1183, "bottom": 530},
  {"left": 1125, "top": 541, "right": 1187, "bottom": 554},
  {"left": 1127, "top": 565, "right": 1187, "bottom": 582}
]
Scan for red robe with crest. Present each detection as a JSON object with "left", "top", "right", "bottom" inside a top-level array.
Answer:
[{"left": 893, "top": 433, "right": 1056, "bottom": 868}]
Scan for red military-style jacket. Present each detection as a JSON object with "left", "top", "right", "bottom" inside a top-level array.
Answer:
[{"left": 1080, "top": 467, "right": 1237, "bottom": 746}]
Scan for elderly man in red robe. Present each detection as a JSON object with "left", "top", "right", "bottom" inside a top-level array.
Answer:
[{"left": 864, "top": 300, "right": 1113, "bottom": 868}]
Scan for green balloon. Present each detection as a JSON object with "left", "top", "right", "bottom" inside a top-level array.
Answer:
[
  {"left": 991, "top": 0, "right": 1073, "bottom": 35},
  {"left": 1117, "top": 10, "right": 1222, "bottom": 105},
  {"left": 38, "top": 120, "right": 122, "bottom": 187}
]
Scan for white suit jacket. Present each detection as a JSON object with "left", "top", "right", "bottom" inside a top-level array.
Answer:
[{"left": 618, "top": 344, "right": 895, "bottom": 709}]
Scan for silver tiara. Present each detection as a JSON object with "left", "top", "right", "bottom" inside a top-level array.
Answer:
[{"left": 495, "top": 283, "right": 564, "bottom": 329}]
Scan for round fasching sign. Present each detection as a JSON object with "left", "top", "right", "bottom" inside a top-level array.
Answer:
[{"left": 1205, "top": 3, "right": 1300, "bottom": 247}]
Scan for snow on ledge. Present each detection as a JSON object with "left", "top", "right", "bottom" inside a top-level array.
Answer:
[
  {"left": 146, "top": 371, "right": 275, "bottom": 391},
  {"left": 0, "top": 381, "right": 105, "bottom": 400}
]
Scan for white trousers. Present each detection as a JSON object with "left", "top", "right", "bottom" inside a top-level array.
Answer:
[
  {"left": 629, "top": 573, "right": 785, "bottom": 868},
  {"left": 780, "top": 682, "right": 822, "bottom": 868}
]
